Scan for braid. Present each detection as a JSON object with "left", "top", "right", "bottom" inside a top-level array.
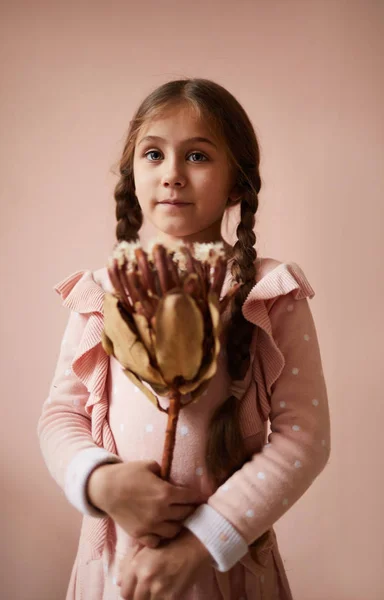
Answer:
[
  {"left": 114, "top": 168, "right": 143, "bottom": 242},
  {"left": 228, "top": 192, "right": 258, "bottom": 378},
  {"left": 206, "top": 184, "right": 259, "bottom": 487}
]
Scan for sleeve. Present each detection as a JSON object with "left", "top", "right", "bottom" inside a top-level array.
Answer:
[
  {"left": 184, "top": 266, "right": 331, "bottom": 572},
  {"left": 37, "top": 272, "right": 122, "bottom": 518}
]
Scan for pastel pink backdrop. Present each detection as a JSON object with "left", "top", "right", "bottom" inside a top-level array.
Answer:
[{"left": 1, "top": 1, "right": 383, "bottom": 598}]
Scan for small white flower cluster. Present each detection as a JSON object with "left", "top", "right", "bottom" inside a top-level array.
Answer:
[
  {"left": 109, "top": 241, "right": 141, "bottom": 268},
  {"left": 193, "top": 242, "right": 226, "bottom": 265},
  {"left": 109, "top": 240, "right": 226, "bottom": 272}
]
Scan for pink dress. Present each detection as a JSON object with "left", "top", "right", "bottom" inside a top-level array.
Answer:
[{"left": 37, "top": 256, "right": 331, "bottom": 600}]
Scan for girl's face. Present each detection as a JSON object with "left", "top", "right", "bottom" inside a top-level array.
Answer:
[{"left": 133, "top": 104, "right": 239, "bottom": 245}]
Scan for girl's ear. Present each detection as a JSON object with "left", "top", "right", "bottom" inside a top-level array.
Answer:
[{"left": 227, "top": 186, "right": 242, "bottom": 207}]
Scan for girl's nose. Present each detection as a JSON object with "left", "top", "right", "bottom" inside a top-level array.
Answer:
[{"left": 161, "top": 162, "right": 186, "bottom": 188}]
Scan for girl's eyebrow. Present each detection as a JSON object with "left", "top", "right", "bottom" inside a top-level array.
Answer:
[{"left": 137, "top": 135, "right": 218, "bottom": 149}]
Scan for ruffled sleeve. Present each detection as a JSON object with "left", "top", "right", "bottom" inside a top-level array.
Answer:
[
  {"left": 53, "top": 270, "right": 108, "bottom": 415},
  {"left": 242, "top": 261, "right": 315, "bottom": 421},
  {"left": 185, "top": 260, "right": 331, "bottom": 574},
  {"left": 211, "top": 258, "right": 330, "bottom": 536},
  {"left": 228, "top": 261, "right": 316, "bottom": 425},
  {"left": 37, "top": 270, "right": 120, "bottom": 520}
]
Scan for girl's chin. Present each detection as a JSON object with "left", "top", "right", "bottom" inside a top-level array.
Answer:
[
  {"left": 157, "top": 226, "right": 197, "bottom": 238},
  {"left": 143, "top": 213, "right": 223, "bottom": 242},
  {"left": 149, "top": 217, "right": 199, "bottom": 238}
]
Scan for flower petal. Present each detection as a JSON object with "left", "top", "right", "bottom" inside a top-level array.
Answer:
[
  {"left": 176, "top": 293, "right": 222, "bottom": 392},
  {"left": 132, "top": 313, "right": 156, "bottom": 361},
  {"left": 155, "top": 292, "right": 204, "bottom": 383},
  {"left": 208, "top": 292, "right": 221, "bottom": 334},
  {"left": 103, "top": 293, "right": 166, "bottom": 386},
  {"left": 178, "top": 377, "right": 210, "bottom": 396}
]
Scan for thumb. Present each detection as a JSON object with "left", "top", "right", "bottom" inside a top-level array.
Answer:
[{"left": 145, "top": 460, "right": 161, "bottom": 475}]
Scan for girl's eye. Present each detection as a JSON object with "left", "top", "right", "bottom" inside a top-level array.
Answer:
[
  {"left": 144, "top": 150, "right": 208, "bottom": 162},
  {"left": 145, "top": 150, "right": 162, "bottom": 161},
  {"left": 188, "top": 152, "right": 208, "bottom": 162}
]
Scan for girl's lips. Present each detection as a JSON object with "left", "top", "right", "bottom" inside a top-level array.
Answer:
[{"left": 158, "top": 201, "right": 192, "bottom": 207}]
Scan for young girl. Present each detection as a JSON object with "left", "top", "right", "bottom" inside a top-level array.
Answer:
[{"left": 38, "top": 78, "right": 331, "bottom": 600}]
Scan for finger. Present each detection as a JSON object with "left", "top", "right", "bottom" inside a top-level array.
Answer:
[
  {"left": 153, "top": 521, "right": 181, "bottom": 539},
  {"left": 164, "top": 503, "right": 197, "bottom": 521},
  {"left": 137, "top": 534, "right": 161, "bottom": 549},
  {"left": 120, "top": 571, "right": 137, "bottom": 600},
  {"left": 169, "top": 484, "right": 206, "bottom": 505},
  {"left": 133, "top": 581, "right": 151, "bottom": 600},
  {"left": 151, "top": 580, "right": 166, "bottom": 599},
  {"left": 131, "top": 544, "right": 142, "bottom": 559}
]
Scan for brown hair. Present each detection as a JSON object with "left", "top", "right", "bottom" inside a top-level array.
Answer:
[{"left": 114, "top": 78, "right": 261, "bottom": 486}]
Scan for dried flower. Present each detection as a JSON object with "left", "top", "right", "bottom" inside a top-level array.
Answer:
[{"left": 102, "top": 241, "right": 239, "bottom": 480}]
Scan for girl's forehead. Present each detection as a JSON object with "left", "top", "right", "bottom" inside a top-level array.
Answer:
[{"left": 138, "top": 104, "right": 219, "bottom": 140}]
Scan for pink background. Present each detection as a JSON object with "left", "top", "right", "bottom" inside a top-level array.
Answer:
[{"left": 1, "top": 1, "right": 383, "bottom": 598}]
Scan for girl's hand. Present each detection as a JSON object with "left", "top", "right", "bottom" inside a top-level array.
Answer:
[
  {"left": 117, "top": 528, "right": 212, "bottom": 599},
  {"left": 87, "top": 460, "right": 205, "bottom": 548}
]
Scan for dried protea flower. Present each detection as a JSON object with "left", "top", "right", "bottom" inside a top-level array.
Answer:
[{"left": 102, "top": 240, "right": 239, "bottom": 480}]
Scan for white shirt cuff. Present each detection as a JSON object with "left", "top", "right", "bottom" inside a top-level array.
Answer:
[
  {"left": 64, "top": 447, "right": 122, "bottom": 517},
  {"left": 183, "top": 504, "right": 249, "bottom": 572}
]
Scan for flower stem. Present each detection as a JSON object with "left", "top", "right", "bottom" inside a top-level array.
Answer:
[{"left": 160, "top": 390, "right": 181, "bottom": 480}]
